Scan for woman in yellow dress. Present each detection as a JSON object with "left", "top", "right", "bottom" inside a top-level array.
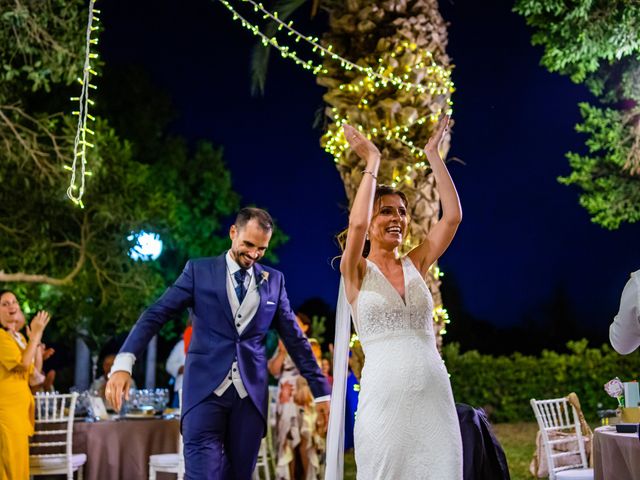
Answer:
[{"left": 0, "top": 290, "right": 51, "bottom": 480}]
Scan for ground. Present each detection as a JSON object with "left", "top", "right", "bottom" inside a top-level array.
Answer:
[{"left": 341, "top": 421, "right": 540, "bottom": 479}]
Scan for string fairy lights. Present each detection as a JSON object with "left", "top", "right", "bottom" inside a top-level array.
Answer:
[
  {"left": 430, "top": 266, "right": 450, "bottom": 333},
  {"left": 219, "top": 0, "right": 327, "bottom": 75},
  {"left": 322, "top": 109, "right": 442, "bottom": 171},
  {"left": 217, "top": 0, "right": 454, "bottom": 95},
  {"left": 217, "top": 0, "right": 454, "bottom": 168},
  {"left": 67, "top": 0, "right": 99, "bottom": 207}
]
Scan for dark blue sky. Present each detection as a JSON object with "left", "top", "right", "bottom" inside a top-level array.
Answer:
[{"left": 101, "top": 0, "right": 640, "bottom": 334}]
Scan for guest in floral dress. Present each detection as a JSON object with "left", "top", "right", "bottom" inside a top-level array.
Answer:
[{"left": 268, "top": 313, "right": 325, "bottom": 479}]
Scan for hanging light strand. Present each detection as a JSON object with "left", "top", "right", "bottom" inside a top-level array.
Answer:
[
  {"left": 239, "top": 0, "right": 425, "bottom": 91},
  {"left": 218, "top": 0, "right": 327, "bottom": 74},
  {"left": 67, "top": 0, "right": 99, "bottom": 207}
]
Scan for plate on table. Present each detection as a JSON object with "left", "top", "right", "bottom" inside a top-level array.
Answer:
[
  {"left": 124, "top": 410, "right": 157, "bottom": 419},
  {"left": 161, "top": 408, "right": 180, "bottom": 419}
]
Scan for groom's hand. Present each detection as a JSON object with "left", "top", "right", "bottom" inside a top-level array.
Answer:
[
  {"left": 316, "top": 400, "right": 330, "bottom": 435},
  {"left": 106, "top": 371, "right": 132, "bottom": 412}
]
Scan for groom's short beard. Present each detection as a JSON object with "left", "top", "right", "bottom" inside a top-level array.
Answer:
[{"left": 231, "top": 248, "right": 254, "bottom": 268}]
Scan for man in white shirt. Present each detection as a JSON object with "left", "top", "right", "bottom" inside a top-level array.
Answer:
[
  {"left": 165, "top": 338, "right": 185, "bottom": 408},
  {"left": 609, "top": 270, "right": 640, "bottom": 355},
  {"left": 106, "top": 208, "right": 330, "bottom": 480}
]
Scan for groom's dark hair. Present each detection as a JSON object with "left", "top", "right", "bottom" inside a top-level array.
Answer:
[{"left": 235, "top": 207, "right": 273, "bottom": 232}]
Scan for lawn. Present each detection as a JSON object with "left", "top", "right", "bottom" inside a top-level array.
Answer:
[
  {"left": 493, "top": 422, "right": 538, "bottom": 480},
  {"left": 341, "top": 421, "right": 539, "bottom": 479}
]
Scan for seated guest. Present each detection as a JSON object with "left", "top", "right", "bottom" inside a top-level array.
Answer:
[
  {"left": 308, "top": 338, "right": 322, "bottom": 367},
  {"left": 321, "top": 357, "right": 333, "bottom": 387},
  {"left": 166, "top": 336, "right": 186, "bottom": 408},
  {"left": 609, "top": 269, "right": 640, "bottom": 354},
  {"left": 30, "top": 343, "right": 56, "bottom": 393},
  {"left": 91, "top": 353, "right": 136, "bottom": 405}
]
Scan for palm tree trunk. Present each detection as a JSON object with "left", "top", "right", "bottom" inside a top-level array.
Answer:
[{"left": 319, "top": 0, "right": 454, "bottom": 351}]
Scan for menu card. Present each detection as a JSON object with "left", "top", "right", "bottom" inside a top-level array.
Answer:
[
  {"left": 88, "top": 396, "right": 109, "bottom": 420},
  {"left": 624, "top": 381, "right": 639, "bottom": 407}
]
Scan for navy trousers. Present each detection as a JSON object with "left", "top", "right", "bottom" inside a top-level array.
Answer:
[{"left": 182, "top": 387, "right": 264, "bottom": 480}]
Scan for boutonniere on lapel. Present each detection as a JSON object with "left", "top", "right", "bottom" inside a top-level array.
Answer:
[{"left": 258, "top": 271, "right": 269, "bottom": 287}]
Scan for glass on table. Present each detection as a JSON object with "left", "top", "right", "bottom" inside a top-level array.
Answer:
[
  {"left": 152, "top": 388, "right": 170, "bottom": 413},
  {"left": 597, "top": 408, "right": 619, "bottom": 426}
]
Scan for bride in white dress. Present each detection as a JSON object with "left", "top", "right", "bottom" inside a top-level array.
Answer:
[{"left": 326, "top": 116, "right": 463, "bottom": 479}]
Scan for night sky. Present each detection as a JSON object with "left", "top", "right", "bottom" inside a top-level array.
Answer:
[{"left": 100, "top": 0, "right": 640, "bottom": 340}]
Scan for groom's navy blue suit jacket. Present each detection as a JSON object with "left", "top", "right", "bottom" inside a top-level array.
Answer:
[{"left": 120, "top": 254, "right": 331, "bottom": 422}]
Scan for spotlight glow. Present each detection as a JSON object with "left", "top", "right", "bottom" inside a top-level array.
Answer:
[{"left": 128, "top": 231, "right": 163, "bottom": 261}]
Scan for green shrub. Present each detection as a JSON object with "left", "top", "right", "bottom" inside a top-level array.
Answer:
[{"left": 444, "top": 339, "right": 640, "bottom": 422}]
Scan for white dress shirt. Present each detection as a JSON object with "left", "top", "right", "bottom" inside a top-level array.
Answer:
[{"left": 610, "top": 270, "right": 640, "bottom": 355}]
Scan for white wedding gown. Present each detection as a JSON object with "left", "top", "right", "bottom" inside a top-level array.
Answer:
[{"left": 352, "top": 257, "right": 463, "bottom": 479}]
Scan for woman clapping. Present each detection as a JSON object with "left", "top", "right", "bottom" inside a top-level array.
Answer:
[{"left": 0, "top": 290, "right": 51, "bottom": 480}]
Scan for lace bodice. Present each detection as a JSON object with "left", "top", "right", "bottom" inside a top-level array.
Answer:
[{"left": 354, "top": 256, "right": 434, "bottom": 346}]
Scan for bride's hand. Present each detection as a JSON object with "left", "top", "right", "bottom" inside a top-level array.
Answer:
[
  {"left": 424, "top": 114, "right": 450, "bottom": 157},
  {"left": 344, "top": 124, "right": 380, "bottom": 162}
]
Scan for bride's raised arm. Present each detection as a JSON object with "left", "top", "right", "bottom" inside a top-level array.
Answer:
[
  {"left": 408, "top": 115, "right": 462, "bottom": 277},
  {"left": 340, "top": 124, "right": 381, "bottom": 304}
]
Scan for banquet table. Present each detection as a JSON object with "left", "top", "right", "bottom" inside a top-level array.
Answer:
[
  {"left": 73, "top": 417, "right": 180, "bottom": 480},
  {"left": 593, "top": 425, "right": 640, "bottom": 480}
]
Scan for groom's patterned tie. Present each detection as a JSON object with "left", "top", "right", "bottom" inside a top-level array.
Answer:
[{"left": 234, "top": 269, "right": 247, "bottom": 304}]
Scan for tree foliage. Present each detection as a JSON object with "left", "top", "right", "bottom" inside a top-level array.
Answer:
[
  {"left": 513, "top": 0, "right": 640, "bottom": 84},
  {"left": 514, "top": 0, "right": 640, "bottom": 229},
  {"left": 0, "top": 0, "right": 86, "bottom": 93},
  {"left": 95, "top": 66, "right": 288, "bottom": 282},
  {"left": 561, "top": 103, "right": 640, "bottom": 228},
  {"left": 0, "top": 2, "right": 247, "bottom": 353},
  {"left": 0, "top": 0, "right": 84, "bottom": 187}
]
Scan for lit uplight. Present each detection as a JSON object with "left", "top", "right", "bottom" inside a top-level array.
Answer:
[{"left": 128, "top": 231, "right": 163, "bottom": 261}]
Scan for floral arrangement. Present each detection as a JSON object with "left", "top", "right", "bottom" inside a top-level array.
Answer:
[{"left": 604, "top": 377, "right": 625, "bottom": 407}]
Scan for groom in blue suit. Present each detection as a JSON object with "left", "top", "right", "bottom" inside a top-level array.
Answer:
[{"left": 106, "top": 208, "right": 331, "bottom": 479}]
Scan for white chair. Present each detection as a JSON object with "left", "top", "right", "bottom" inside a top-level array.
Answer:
[
  {"left": 252, "top": 385, "right": 277, "bottom": 480},
  {"left": 252, "top": 437, "right": 271, "bottom": 480},
  {"left": 266, "top": 385, "right": 277, "bottom": 472},
  {"left": 149, "top": 450, "right": 183, "bottom": 480},
  {"left": 149, "top": 389, "right": 183, "bottom": 480},
  {"left": 530, "top": 397, "right": 594, "bottom": 480},
  {"left": 29, "top": 392, "right": 87, "bottom": 479}
]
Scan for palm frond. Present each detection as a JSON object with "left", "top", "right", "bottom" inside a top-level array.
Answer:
[
  {"left": 250, "top": 43, "right": 271, "bottom": 96},
  {"left": 249, "top": 0, "right": 311, "bottom": 96}
]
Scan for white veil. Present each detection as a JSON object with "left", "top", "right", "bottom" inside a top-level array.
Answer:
[{"left": 324, "top": 277, "right": 352, "bottom": 480}]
